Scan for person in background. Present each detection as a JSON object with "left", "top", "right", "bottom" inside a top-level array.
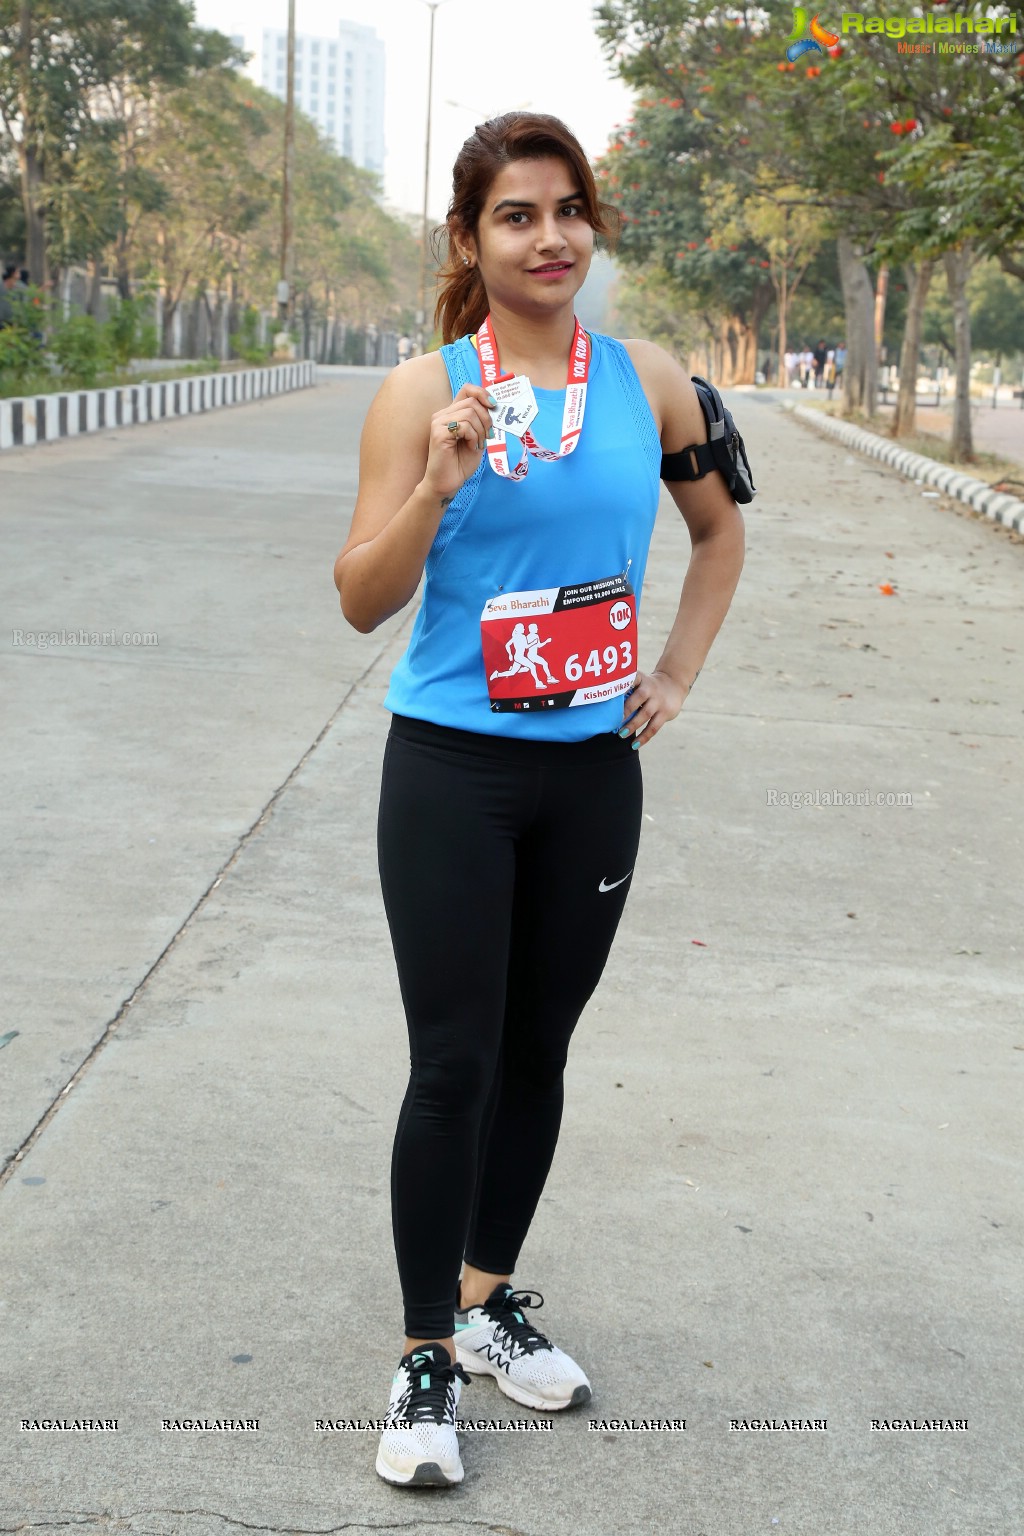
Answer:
[
  {"left": 812, "top": 339, "right": 828, "bottom": 389},
  {"left": 0, "top": 264, "right": 19, "bottom": 329}
]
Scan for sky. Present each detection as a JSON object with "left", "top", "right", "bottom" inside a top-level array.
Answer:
[{"left": 192, "top": 0, "right": 635, "bottom": 221}]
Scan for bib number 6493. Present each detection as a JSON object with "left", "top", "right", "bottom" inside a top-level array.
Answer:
[{"left": 565, "top": 641, "right": 634, "bottom": 683}]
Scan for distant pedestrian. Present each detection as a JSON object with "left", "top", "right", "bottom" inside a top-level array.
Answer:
[
  {"left": 799, "top": 346, "right": 814, "bottom": 388},
  {"left": 834, "top": 343, "right": 847, "bottom": 389},
  {"left": 0, "top": 264, "right": 19, "bottom": 330},
  {"left": 784, "top": 349, "right": 798, "bottom": 388},
  {"left": 812, "top": 339, "right": 828, "bottom": 389},
  {"left": 396, "top": 334, "right": 412, "bottom": 364}
]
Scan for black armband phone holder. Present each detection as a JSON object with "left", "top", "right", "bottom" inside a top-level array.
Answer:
[{"left": 660, "top": 375, "right": 757, "bottom": 505}]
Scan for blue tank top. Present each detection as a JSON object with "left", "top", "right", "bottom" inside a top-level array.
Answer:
[{"left": 383, "top": 328, "right": 662, "bottom": 740}]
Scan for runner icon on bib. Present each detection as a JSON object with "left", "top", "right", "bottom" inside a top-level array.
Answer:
[{"left": 481, "top": 573, "right": 637, "bottom": 712}]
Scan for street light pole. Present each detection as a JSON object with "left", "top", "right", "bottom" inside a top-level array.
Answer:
[
  {"left": 416, "top": 4, "right": 439, "bottom": 353},
  {"left": 416, "top": 0, "right": 454, "bottom": 355},
  {"left": 278, "top": 0, "right": 296, "bottom": 335}
]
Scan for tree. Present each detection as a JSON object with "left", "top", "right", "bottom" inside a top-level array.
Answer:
[
  {"left": 595, "top": 0, "right": 1022, "bottom": 453},
  {"left": 826, "top": 10, "right": 1021, "bottom": 451},
  {"left": 0, "top": 0, "right": 235, "bottom": 289}
]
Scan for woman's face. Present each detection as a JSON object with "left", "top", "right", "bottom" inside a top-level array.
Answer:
[{"left": 463, "top": 156, "right": 595, "bottom": 317}]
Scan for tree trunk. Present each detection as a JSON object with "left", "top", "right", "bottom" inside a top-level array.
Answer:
[
  {"left": 837, "top": 233, "right": 876, "bottom": 416},
  {"left": 114, "top": 234, "right": 133, "bottom": 300},
  {"left": 874, "top": 261, "right": 889, "bottom": 356},
  {"left": 716, "top": 307, "right": 763, "bottom": 387},
  {"left": 776, "top": 260, "right": 789, "bottom": 387},
  {"left": 85, "top": 255, "right": 103, "bottom": 316},
  {"left": 944, "top": 243, "right": 974, "bottom": 462},
  {"left": 16, "top": 0, "right": 48, "bottom": 290},
  {"left": 718, "top": 316, "right": 739, "bottom": 386},
  {"left": 892, "top": 259, "right": 933, "bottom": 439}
]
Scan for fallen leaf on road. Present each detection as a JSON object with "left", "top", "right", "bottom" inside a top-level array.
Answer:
[{"left": 878, "top": 583, "right": 897, "bottom": 595}]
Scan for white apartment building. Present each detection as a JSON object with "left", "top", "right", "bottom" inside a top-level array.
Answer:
[{"left": 259, "top": 21, "right": 385, "bottom": 179}]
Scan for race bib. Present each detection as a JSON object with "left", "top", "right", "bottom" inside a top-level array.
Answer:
[{"left": 481, "top": 574, "right": 637, "bottom": 713}]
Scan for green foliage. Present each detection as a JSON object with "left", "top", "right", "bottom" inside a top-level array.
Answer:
[
  {"left": 594, "top": 0, "right": 1023, "bottom": 389},
  {"left": 609, "top": 264, "right": 700, "bottom": 358},
  {"left": 104, "top": 295, "right": 151, "bottom": 364},
  {"left": 50, "top": 313, "right": 114, "bottom": 388},
  {"left": 0, "top": 320, "right": 48, "bottom": 386},
  {"left": 0, "top": 283, "right": 48, "bottom": 384},
  {"left": 229, "top": 306, "right": 271, "bottom": 365},
  {"left": 923, "top": 257, "right": 1024, "bottom": 363},
  {"left": 0, "top": 2, "right": 425, "bottom": 354}
]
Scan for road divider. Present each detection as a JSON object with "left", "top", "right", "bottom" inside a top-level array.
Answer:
[
  {"left": 0, "top": 361, "right": 316, "bottom": 454},
  {"left": 783, "top": 400, "right": 1024, "bottom": 535}
]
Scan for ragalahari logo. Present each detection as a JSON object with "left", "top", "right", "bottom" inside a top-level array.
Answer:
[{"left": 787, "top": 8, "right": 842, "bottom": 61}]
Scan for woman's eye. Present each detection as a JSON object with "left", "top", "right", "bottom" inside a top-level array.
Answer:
[
  {"left": 561, "top": 205, "right": 580, "bottom": 216},
  {"left": 507, "top": 211, "right": 528, "bottom": 225}
]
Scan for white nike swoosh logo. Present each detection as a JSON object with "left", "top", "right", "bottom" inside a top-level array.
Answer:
[{"left": 599, "top": 872, "right": 632, "bottom": 892}]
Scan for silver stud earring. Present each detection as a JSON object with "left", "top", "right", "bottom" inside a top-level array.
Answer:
[{"left": 463, "top": 256, "right": 470, "bottom": 266}]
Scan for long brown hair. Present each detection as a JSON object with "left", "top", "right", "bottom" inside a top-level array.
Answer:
[{"left": 433, "top": 112, "right": 620, "bottom": 346}]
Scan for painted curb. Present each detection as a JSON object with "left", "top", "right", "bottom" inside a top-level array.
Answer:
[
  {"left": 784, "top": 401, "right": 1024, "bottom": 536},
  {"left": 0, "top": 361, "right": 316, "bottom": 454}
]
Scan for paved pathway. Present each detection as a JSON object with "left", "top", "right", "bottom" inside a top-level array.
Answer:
[{"left": 1, "top": 372, "right": 1021, "bottom": 1534}]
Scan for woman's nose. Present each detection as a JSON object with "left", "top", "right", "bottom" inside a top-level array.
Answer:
[{"left": 536, "top": 217, "right": 567, "bottom": 248}]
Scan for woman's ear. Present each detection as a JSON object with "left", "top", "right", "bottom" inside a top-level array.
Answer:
[{"left": 451, "top": 225, "right": 477, "bottom": 269}]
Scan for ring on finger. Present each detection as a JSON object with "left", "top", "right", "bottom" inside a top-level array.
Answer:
[{"left": 447, "top": 420, "right": 460, "bottom": 436}]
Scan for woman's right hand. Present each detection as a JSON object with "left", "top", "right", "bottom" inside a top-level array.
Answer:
[{"left": 421, "top": 383, "right": 496, "bottom": 500}]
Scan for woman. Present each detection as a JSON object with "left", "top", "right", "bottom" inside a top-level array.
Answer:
[{"left": 334, "top": 112, "right": 745, "bottom": 1488}]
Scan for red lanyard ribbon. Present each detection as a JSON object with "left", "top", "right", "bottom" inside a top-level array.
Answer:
[{"left": 476, "top": 313, "right": 590, "bottom": 481}]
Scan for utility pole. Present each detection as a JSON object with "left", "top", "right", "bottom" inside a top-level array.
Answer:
[
  {"left": 278, "top": 0, "right": 296, "bottom": 335},
  {"left": 416, "top": 3, "right": 440, "bottom": 355}
]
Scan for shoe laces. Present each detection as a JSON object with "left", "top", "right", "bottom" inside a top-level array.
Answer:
[
  {"left": 485, "top": 1286, "right": 553, "bottom": 1357},
  {"left": 391, "top": 1348, "right": 470, "bottom": 1425}
]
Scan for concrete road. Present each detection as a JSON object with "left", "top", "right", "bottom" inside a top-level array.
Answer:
[{"left": 1, "top": 369, "right": 1021, "bottom": 1535}]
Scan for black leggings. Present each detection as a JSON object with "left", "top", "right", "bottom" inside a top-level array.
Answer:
[{"left": 377, "top": 712, "right": 643, "bottom": 1339}]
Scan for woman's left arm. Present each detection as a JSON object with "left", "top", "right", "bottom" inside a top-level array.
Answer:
[{"left": 619, "top": 340, "right": 746, "bottom": 750}]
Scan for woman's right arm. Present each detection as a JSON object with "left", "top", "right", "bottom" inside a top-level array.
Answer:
[{"left": 333, "top": 355, "right": 495, "bottom": 634}]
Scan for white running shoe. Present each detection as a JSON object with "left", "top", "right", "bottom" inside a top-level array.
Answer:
[
  {"left": 375, "top": 1342, "right": 471, "bottom": 1487},
  {"left": 454, "top": 1282, "right": 591, "bottom": 1412}
]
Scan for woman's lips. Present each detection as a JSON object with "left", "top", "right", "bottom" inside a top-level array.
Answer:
[{"left": 527, "top": 262, "right": 574, "bottom": 280}]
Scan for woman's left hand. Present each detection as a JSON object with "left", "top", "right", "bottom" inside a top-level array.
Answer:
[{"left": 618, "top": 669, "right": 690, "bottom": 750}]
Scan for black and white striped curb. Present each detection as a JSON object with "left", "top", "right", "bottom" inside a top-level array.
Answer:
[
  {"left": 0, "top": 361, "right": 315, "bottom": 453},
  {"left": 785, "top": 401, "right": 1024, "bottom": 536}
]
